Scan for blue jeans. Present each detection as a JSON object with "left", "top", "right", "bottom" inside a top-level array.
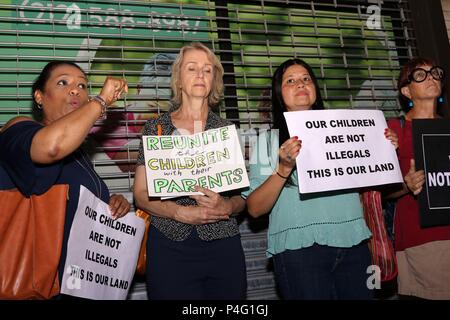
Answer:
[{"left": 273, "top": 242, "right": 373, "bottom": 300}]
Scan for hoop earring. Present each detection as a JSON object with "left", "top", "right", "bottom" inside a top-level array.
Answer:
[
  {"left": 408, "top": 100, "right": 413, "bottom": 107},
  {"left": 37, "top": 104, "right": 42, "bottom": 110}
]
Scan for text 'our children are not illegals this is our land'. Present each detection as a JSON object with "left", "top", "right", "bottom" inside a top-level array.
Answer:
[
  {"left": 284, "top": 109, "right": 403, "bottom": 194},
  {"left": 61, "top": 186, "right": 145, "bottom": 299}
]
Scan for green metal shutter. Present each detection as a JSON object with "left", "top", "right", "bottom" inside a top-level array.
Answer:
[{"left": 0, "top": 0, "right": 417, "bottom": 300}]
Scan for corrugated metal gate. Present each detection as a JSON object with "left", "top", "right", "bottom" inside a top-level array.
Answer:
[{"left": 0, "top": 0, "right": 418, "bottom": 300}]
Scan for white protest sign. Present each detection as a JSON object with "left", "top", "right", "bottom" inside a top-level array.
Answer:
[
  {"left": 142, "top": 125, "right": 249, "bottom": 197},
  {"left": 284, "top": 109, "right": 403, "bottom": 194},
  {"left": 61, "top": 186, "right": 145, "bottom": 300}
]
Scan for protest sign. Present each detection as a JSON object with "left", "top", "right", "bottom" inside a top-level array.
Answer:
[
  {"left": 142, "top": 125, "right": 249, "bottom": 197},
  {"left": 61, "top": 186, "right": 145, "bottom": 299},
  {"left": 284, "top": 109, "right": 403, "bottom": 194},
  {"left": 413, "top": 119, "right": 450, "bottom": 227}
]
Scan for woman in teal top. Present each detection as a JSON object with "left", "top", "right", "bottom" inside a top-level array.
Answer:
[{"left": 243, "top": 58, "right": 395, "bottom": 299}]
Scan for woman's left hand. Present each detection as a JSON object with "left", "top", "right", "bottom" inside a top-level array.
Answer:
[
  {"left": 109, "top": 194, "right": 131, "bottom": 219},
  {"left": 189, "top": 186, "right": 233, "bottom": 218},
  {"left": 385, "top": 128, "right": 398, "bottom": 149}
]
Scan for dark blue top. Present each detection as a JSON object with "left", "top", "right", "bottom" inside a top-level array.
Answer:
[{"left": 0, "top": 120, "right": 110, "bottom": 283}]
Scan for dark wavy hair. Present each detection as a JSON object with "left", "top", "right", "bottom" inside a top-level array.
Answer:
[
  {"left": 31, "top": 61, "right": 86, "bottom": 121},
  {"left": 397, "top": 57, "right": 444, "bottom": 112},
  {"left": 271, "top": 58, "right": 324, "bottom": 146}
]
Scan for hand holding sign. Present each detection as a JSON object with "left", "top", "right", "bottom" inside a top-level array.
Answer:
[
  {"left": 385, "top": 128, "right": 399, "bottom": 149},
  {"left": 108, "top": 194, "right": 131, "bottom": 220},
  {"left": 404, "top": 159, "right": 425, "bottom": 195},
  {"left": 174, "top": 199, "right": 230, "bottom": 225},
  {"left": 191, "top": 186, "right": 233, "bottom": 216},
  {"left": 278, "top": 136, "right": 302, "bottom": 177}
]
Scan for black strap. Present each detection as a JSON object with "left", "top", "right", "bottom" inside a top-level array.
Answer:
[{"left": 399, "top": 115, "right": 405, "bottom": 129}]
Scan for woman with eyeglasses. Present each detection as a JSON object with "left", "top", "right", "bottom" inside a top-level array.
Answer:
[{"left": 387, "top": 57, "right": 450, "bottom": 299}]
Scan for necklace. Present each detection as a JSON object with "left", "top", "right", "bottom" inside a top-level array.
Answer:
[{"left": 75, "top": 150, "right": 102, "bottom": 198}]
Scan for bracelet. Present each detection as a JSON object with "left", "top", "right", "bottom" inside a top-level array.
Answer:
[
  {"left": 276, "top": 171, "right": 289, "bottom": 179},
  {"left": 90, "top": 95, "right": 107, "bottom": 118}
]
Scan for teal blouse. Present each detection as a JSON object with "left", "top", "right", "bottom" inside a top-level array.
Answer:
[{"left": 242, "top": 130, "right": 371, "bottom": 257}]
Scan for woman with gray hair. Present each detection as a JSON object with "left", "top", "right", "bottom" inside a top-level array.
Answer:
[{"left": 133, "top": 42, "right": 247, "bottom": 300}]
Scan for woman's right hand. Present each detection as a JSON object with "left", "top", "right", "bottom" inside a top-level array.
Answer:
[
  {"left": 174, "top": 204, "right": 229, "bottom": 225},
  {"left": 278, "top": 136, "right": 301, "bottom": 177},
  {"left": 404, "top": 159, "right": 425, "bottom": 195},
  {"left": 98, "top": 76, "right": 128, "bottom": 107}
]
